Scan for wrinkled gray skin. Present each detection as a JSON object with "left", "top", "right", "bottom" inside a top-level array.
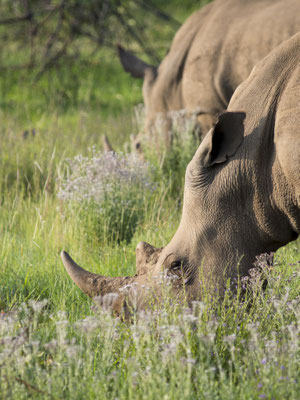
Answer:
[
  {"left": 118, "top": 0, "right": 300, "bottom": 143},
  {"left": 62, "top": 33, "right": 300, "bottom": 315}
]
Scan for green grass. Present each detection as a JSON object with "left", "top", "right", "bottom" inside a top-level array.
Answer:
[
  {"left": 0, "top": 55, "right": 143, "bottom": 119},
  {"left": 0, "top": 0, "right": 299, "bottom": 398}
]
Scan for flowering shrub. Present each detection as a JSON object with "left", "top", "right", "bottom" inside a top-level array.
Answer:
[{"left": 57, "top": 148, "right": 155, "bottom": 243}]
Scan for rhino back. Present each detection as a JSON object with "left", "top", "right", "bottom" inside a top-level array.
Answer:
[
  {"left": 181, "top": 0, "right": 300, "bottom": 114},
  {"left": 151, "top": 3, "right": 214, "bottom": 113},
  {"left": 228, "top": 32, "right": 300, "bottom": 241}
]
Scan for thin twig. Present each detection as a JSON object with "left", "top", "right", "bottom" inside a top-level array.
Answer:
[
  {"left": 136, "top": 0, "right": 181, "bottom": 28},
  {"left": 34, "top": 37, "right": 72, "bottom": 81},
  {"left": 0, "top": 13, "right": 33, "bottom": 25},
  {"left": 15, "top": 377, "right": 47, "bottom": 395}
]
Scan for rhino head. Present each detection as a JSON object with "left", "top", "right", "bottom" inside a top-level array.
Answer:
[
  {"left": 117, "top": 45, "right": 160, "bottom": 138},
  {"left": 61, "top": 109, "right": 298, "bottom": 315}
]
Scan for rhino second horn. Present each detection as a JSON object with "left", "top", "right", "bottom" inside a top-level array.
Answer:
[
  {"left": 102, "top": 135, "right": 114, "bottom": 152},
  {"left": 61, "top": 251, "right": 104, "bottom": 298}
]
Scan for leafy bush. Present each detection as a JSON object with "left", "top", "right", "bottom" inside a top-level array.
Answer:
[{"left": 57, "top": 148, "right": 155, "bottom": 244}]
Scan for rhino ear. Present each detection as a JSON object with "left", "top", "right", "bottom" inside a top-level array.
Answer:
[
  {"left": 196, "top": 111, "right": 246, "bottom": 167},
  {"left": 117, "top": 45, "right": 157, "bottom": 79}
]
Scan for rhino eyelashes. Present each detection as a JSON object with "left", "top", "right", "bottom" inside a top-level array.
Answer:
[
  {"left": 171, "top": 260, "right": 182, "bottom": 270},
  {"left": 171, "top": 262, "right": 196, "bottom": 287},
  {"left": 170, "top": 260, "right": 195, "bottom": 284}
]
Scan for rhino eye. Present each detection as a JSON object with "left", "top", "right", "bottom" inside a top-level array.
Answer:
[{"left": 171, "top": 261, "right": 182, "bottom": 270}]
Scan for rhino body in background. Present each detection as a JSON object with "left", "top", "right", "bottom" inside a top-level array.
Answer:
[
  {"left": 62, "top": 33, "right": 300, "bottom": 314},
  {"left": 119, "top": 0, "right": 300, "bottom": 143}
]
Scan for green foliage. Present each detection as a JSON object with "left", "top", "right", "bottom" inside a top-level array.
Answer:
[
  {"left": 0, "top": 53, "right": 143, "bottom": 122},
  {"left": 160, "top": 128, "right": 200, "bottom": 198},
  {"left": 0, "top": 0, "right": 176, "bottom": 72},
  {"left": 137, "top": 108, "right": 201, "bottom": 199}
]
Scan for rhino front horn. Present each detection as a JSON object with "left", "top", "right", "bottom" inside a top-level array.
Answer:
[
  {"left": 61, "top": 250, "right": 133, "bottom": 299},
  {"left": 61, "top": 251, "right": 104, "bottom": 298}
]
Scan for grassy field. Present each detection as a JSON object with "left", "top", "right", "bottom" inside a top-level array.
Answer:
[{"left": 0, "top": 1, "right": 299, "bottom": 399}]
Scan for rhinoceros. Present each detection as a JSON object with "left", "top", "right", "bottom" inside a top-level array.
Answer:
[
  {"left": 118, "top": 0, "right": 300, "bottom": 143},
  {"left": 62, "top": 32, "right": 300, "bottom": 313}
]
